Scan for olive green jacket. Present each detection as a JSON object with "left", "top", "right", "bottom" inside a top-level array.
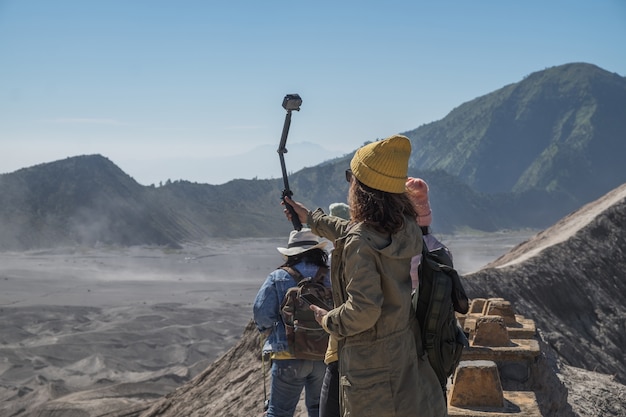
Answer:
[{"left": 309, "top": 208, "right": 445, "bottom": 416}]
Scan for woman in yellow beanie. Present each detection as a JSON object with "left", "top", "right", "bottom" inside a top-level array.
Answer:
[{"left": 284, "top": 135, "right": 446, "bottom": 417}]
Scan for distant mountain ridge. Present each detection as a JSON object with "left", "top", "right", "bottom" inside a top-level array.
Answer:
[
  {"left": 126, "top": 141, "right": 347, "bottom": 186},
  {"left": 0, "top": 155, "right": 289, "bottom": 250},
  {"left": 1, "top": 62, "right": 625, "bottom": 250}
]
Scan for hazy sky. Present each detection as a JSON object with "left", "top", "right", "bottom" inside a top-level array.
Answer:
[{"left": 1, "top": 1, "right": 625, "bottom": 185}]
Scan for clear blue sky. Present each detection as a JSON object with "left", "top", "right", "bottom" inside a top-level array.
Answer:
[{"left": 1, "top": 1, "right": 624, "bottom": 185}]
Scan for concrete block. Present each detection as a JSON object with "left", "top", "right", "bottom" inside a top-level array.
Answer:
[
  {"left": 469, "top": 298, "right": 487, "bottom": 314},
  {"left": 483, "top": 300, "right": 517, "bottom": 325},
  {"left": 472, "top": 316, "right": 511, "bottom": 347},
  {"left": 481, "top": 298, "right": 505, "bottom": 315},
  {"left": 449, "top": 360, "right": 541, "bottom": 416},
  {"left": 449, "top": 360, "right": 504, "bottom": 408}
]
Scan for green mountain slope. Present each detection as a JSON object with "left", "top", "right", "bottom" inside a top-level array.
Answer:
[{"left": 404, "top": 63, "right": 626, "bottom": 204}]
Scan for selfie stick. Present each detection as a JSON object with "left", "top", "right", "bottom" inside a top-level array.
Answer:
[{"left": 277, "top": 94, "right": 303, "bottom": 231}]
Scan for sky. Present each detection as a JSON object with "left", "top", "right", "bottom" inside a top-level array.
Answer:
[{"left": 1, "top": 1, "right": 625, "bottom": 185}]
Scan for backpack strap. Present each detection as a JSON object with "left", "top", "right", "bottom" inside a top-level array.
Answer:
[
  {"left": 418, "top": 239, "right": 451, "bottom": 350},
  {"left": 423, "top": 256, "right": 450, "bottom": 349},
  {"left": 280, "top": 266, "right": 306, "bottom": 284},
  {"left": 280, "top": 265, "right": 328, "bottom": 286}
]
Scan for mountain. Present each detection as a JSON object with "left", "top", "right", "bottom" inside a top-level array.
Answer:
[
  {"left": 1, "top": 62, "right": 625, "bottom": 249},
  {"left": 0, "top": 155, "right": 208, "bottom": 249},
  {"left": 0, "top": 155, "right": 521, "bottom": 250},
  {"left": 0, "top": 155, "right": 167, "bottom": 249},
  {"left": 0, "top": 155, "right": 291, "bottom": 250},
  {"left": 404, "top": 63, "right": 626, "bottom": 204}
]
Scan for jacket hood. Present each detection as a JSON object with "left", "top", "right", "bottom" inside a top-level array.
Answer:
[{"left": 363, "top": 217, "right": 422, "bottom": 260}]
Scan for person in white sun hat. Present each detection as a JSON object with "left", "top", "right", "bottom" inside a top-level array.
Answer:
[{"left": 253, "top": 228, "right": 331, "bottom": 417}]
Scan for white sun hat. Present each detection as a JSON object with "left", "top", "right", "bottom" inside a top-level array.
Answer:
[{"left": 277, "top": 228, "right": 329, "bottom": 257}]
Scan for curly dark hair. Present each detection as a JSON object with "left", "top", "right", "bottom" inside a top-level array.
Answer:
[
  {"left": 348, "top": 178, "right": 416, "bottom": 234},
  {"left": 282, "top": 248, "right": 329, "bottom": 268}
]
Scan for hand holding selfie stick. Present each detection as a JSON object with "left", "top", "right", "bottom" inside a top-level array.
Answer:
[{"left": 277, "top": 94, "right": 303, "bottom": 231}]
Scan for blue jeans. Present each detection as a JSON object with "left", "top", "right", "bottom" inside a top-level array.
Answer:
[{"left": 267, "top": 359, "right": 326, "bottom": 417}]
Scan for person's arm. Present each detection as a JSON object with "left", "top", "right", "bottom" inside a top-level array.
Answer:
[
  {"left": 322, "top": 236, "right": 382, "bottom": 338},
  {"left": 283, "top": 196, "right": 350, "bottom": 241},
  {"left": 308, "top": 208, "right": 350, "bottom": 242},
  {"left": 252, "top": 274, "right": 280, "bottom": 332}
]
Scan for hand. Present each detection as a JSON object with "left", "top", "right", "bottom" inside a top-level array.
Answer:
[
  {"left": 282, "top": 196, "right": 309, "bottom": 225},
  {"left": 310, "top": 305, "right": 328, "bottom": 325}
]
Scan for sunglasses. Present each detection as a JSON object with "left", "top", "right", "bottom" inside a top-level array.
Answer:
[{"left": 345, "top": 169, "right": 353, "bottom": 183}]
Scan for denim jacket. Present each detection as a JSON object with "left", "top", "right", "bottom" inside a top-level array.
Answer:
[{"left": 253, "top": 261, "right": 330, "bottom": 354}]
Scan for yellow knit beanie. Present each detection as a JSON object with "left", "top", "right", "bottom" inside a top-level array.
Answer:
[{"left": 350, "top": 134, "right": 411, "bottom": 193}]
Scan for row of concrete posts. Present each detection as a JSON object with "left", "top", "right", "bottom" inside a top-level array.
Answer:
[{"left": 447, "top": 298, "right": 543, "bottom": 417}]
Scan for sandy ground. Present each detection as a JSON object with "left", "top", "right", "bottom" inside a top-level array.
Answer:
[
  {"left": 0, "top": 232, "right": 534, "bottom": 415},
  {"left": 0, "top": 238, "right": 287, "bottom": 414}
]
